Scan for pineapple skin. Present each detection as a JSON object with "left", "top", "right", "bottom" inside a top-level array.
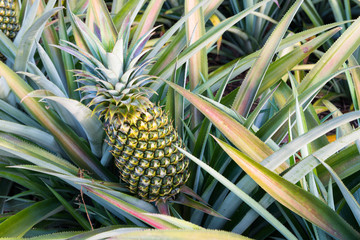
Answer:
[
  {"left": 0, "top": 0, "right": 20, "bottom": 61},
  {"left": 0, "top": 0, "right": 19, "bottom": 39},
  {"left": 107, "top": 106, "right": 190, "bottom": 202}
]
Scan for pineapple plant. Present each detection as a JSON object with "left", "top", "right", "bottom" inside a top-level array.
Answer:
[
  {"left": 2, "top": 0, "right": 360, "bottom": 239},
  {"left": 62, "top": 13, "right": 190, "bottom": 203},
  {"left": 0, "top": 0, "right": 19, "bottom": 61}
]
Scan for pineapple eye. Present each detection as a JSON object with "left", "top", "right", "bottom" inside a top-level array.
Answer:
[
  {"left": 129, "top": 157, "right": 139, "bottom": 166},
  {"left": 126, "top": 138, "right": 137, "bottom": 148},
  {"left": 156, "top": 167, "right": 166, "bottom": 178},
  {"left": 150, "top": 159, "right": 160, "bottom": 168},
  {"left": 157, "top": 128, "right": 166, "bottom": 138},
  {"left": 151, "top": 177, "right": 162, "bottom": 185},
  {"left": 183, "top": 171, "right": 190, "bottom": 182},
  {"left": 160, "top": 187, "right": 171, "bottom": 196},
  {"left": 144, "top": 150, "right": 154, "bottom": 160},
  {"left": 160, "top": 157, "right": 170, "bottom": 167},
  {"left": 139, "top": 176, "right": 150, "bottom": 185},
  {"left": 8, "top": 31, "right": 14, "bottom": 38},
  {"left": 123, "top": 146, "right": 134, "bottom": 155},
  {"left": 138, "top": 131, "right": 149, "bottom": 141},
  {"left": 170, "top": 154, "right": 179, "bottom": 164},
  {"left": 164, "top": 146, "right": 173, "bottom": 157},
  {"left": 122, "top": 166, "right": 131, "bottom": 175},
  {"left": 137, "top": 120, "right": 147, "bottom": 131},
  {"left": 148, "top": 121, "right": 158, "bottom": 131},
  {"left": 149, "top": 131, "right": 158, "bottom": 140},
  {"left": 163, "top": 176, "right": 172, "bottom": 186},
  {"left": 167, "top": 165, "right": 176, "bottom": 175},
  {"left": 139, "top": 159, "right": 149, "bottom": 168},
  {"left": 151, "top": 107, "right": 162, "bottom": 118},
  {"left": 150, "top": 185, "right": 160, "bottom": 194},
  {"left": 134, "top": 149, "right": 144, "bottom": 158},
  {"left": 145, "top": 168, "right": 156, "bottom": 177},
  {"left": 147, "top": 141, "right": 157, "bottom": 151},
  {"left": 128, "top": 177, "right": 138, "bottom": 185},
  {"left": 120, "top": 171, "right": 130, "bottom": 182},
  {"left": 157, "top": 139, "right": 166, "bottom": 149},
  {"left": 137, "top": 141, "right": 147, "bottom": 151},
  {"left": 154, "top": 149, "right": 164, "bottom": 159},
  {"left": 176, "top": 161, "right": 185, "bottom": 173},
  {"left": 134, "top": 166, "right": 145, "bottom": 176},
  {"left": 115, "top": 156, "right": 126, "bottom": 166},
  {"left": 173, "top": 174, "right": 183, "bottom": 187},
  {"left": 138, "top": 191, "right": 149, "bottom": 199},
  {"left": 0, "top": 8, "right": 5, "bottom": 17},
  {"left": 116, "top": 132, "right": 127, "bottom": 145},
  {"left": 126, "top": 162, "right": 136, "bottom": 171},
  {"left": 128, "top": 126, "right": 139, "bottom": 138},
  {"left": 183, "top": 158, "right": 189, "bottom": 169},
  {"left": 130, "top": 173, "right": 140, "bottom": 181},
  {"left": 119, "top": 123, "right": 130, "bottom": 134},
  {"left": 6, "top": 23, "right": 13, "bottom": 30}
]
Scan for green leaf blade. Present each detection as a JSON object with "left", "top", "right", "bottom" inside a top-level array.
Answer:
[{"left": 215, "top": 138, "right": 360, "bottom": 239}]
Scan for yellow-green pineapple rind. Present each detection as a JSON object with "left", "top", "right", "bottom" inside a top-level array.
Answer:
[
  {"left": 107, "top": 106, "right": 190, "bottom": 202},
  {"left": 0, "top": 0, "right": 20, "bottom": 61}
]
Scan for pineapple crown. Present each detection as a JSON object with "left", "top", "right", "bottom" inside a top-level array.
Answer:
[{"left": 58, "top": 9, "right": 158, "bottom": 124}]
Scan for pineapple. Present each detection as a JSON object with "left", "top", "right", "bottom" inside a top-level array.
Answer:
[
  {"left": 106, "top": 105, "right": 190, "bottom": 202},
  {"left": 64, "top": 14, "right": 190, "bottom": 203},
  {"left": 0, "top": 0, "right": 20, "bottom": 60}
]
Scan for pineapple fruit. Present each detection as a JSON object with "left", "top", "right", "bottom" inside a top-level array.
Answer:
[
  {"left": 65, "top": 13, "right": 190, "bottom": 203},
  {"left": 0, "top": 0, "right": 20, "bottom": 61},
  {"left": 106, "top": 105, "right": 190, "bottom": 202}
]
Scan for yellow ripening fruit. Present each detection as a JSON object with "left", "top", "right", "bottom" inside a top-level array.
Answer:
[{"left": 107, "top": 106, "right": 190, "bottom": 202}]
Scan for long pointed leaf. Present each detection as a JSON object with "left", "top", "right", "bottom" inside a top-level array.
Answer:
[
  {"left": 177, "top": 148, "right": 297, "bottom": 240},
  {"left": 87, "top": 0, "right": 117, "bottom": 51},
  {"left": 232, "top": 0, "right": 303, "bottom": 116},
  {"left": 164, "top": 80, "right": 277, "bottom": 168},
  {"left": 298, "top": 17, "right": 360, "bottom": 93},
  {"left": 215, "top": 137, "right": 360, "bottom": 239},
  {"left": 0, "top": 199, "right": 62, "bottom": 238},
  {"left": 0, "top": 62, "right": 114, "bottom": 181}
]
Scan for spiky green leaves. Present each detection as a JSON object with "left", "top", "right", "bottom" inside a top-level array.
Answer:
[
  {"left": 74, "top": 68, "right": 155, "bottom": 124},
  {"left": 57, "top": 9, "right": 158, "bottom": 124}
]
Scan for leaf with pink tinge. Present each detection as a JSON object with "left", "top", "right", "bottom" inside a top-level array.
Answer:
[
  {"left": 111, "top": 229, "right": 250, "bottom": 240},
  {"left": 171, "top": 194, "right": 228, "bottom": 220},
  {"left": 84, "top": 186, "right": 178, "bottom": 229},
  {"left": 214, "top": 137, "right": 360, "bottom": 239},
  {"left": 130, "top": 0, "right": 165, "bottom": 49},
  {"left": 86, "top": 0, "right": 117, "bottom": 51},
  {"left": 232, "top": 0, "right": 303, "bottom": 117},
  {"left": 163, "top": 80, "right": 280, "bottom": 170},
  {"left": 180, "top": 185, "right": 207, "bottom": 205}
]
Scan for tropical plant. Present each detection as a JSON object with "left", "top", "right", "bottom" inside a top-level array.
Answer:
[{"left": 0, "top": 0, "right": 360, "bottom": 239}]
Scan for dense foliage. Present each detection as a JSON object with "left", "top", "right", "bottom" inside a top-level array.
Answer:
[{"left": 0, "top": 0, "right": 360, "bottom": 239}]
